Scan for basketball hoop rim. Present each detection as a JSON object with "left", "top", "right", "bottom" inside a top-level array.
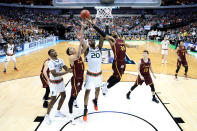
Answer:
[{"left": 95, "top": 6, "right": 114, "bottom": 9}]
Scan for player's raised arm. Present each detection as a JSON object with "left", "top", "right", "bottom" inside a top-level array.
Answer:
[
  {"left": 85, "top": 18, "right": 115, "bottom": 47},
  {"left": 98, "top": 35, "right": 104, "bottom": 50},
  {"left": 77, "top": 21, "right": 89, "bottom": 56}
]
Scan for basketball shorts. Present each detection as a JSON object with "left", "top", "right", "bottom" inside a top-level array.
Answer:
[
  {"left": 177, "top": 59, "right": 188, "bottom": 67},
  {"left": 5, "top": 55, "right": 16, "bottom": 62},
  {"left": 85, "top": 73, "right": 102, "bottom": 90},
  {"left": 161, "top": 49, "right": 168, "bottom": 55},
  {"left": 49, "top": 79, "right": 65, "bottom": 96},
  {"left": 112, "top": 60, "right": 126, "bottom": 78},
  {"left": 135, "top": 75, "right": 153, "bottom": 86},
  {"left": 71, "top": 76, "right": 83, "bottom": 97}
]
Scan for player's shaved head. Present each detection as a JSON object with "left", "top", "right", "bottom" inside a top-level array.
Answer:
[
  {"left": 48, "top": 49, "right": 57, "bottom": 58},
  {"left": 48, "top": 49, "right": 55, "bottom": 55}
]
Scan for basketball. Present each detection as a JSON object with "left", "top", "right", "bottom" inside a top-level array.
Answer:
[{"left": 80, "top": 9, "right": 90, "bottom": 19}]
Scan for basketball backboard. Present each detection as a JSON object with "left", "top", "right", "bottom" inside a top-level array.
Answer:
[{"left": 53, "top": 0, "right": 161, "bottom": 7}]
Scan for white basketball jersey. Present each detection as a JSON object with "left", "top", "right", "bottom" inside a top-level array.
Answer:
[
  {"left": 48, "top": 58, "right": 65, "bottom": 80},
  {"left": 86, "top": 47, "right": 102, "bottom": 73},
  {"left": 7, "top": 44, "right": 14, "bottom": 55},
  {"left": 161, "top": 40, "right": 169, "bottom": 49}
]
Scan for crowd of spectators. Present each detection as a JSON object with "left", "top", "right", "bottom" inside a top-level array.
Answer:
[
  {"left": 0, "top": 0, "right": 197, "bottom": 6},
  {"left": 0, "top": 7, "right": 197, "bottom": 52},
  {"left": 0, "top": 8, "right": 53, "bottom": 49},
  {"left": 162, "top": 0, "right": 197, "bottom": 5}
]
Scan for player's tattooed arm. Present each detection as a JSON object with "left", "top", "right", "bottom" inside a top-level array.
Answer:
[{"left": 137, "top": 61, "right": 144, "bottom": 80}]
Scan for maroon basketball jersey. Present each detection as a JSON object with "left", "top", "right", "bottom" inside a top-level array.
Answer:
[
  {"left": 41, "top": 58, "right": 50, "bottom": 77},
  {"left": 71, "top": 56, "right": 84, "bottom": 79},
  {"left": 111, "top": 39, "right": 126, "bottom": 62},
  {"left": 140, "top": 58, "right": 151, "bottom": 76},
  {"left": 177, "top": 46, "right": 187, "bottom": 61}
]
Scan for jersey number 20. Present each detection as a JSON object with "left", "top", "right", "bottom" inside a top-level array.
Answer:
[{"left": 91, "top": 52, "right": 100, "bottom": 58}]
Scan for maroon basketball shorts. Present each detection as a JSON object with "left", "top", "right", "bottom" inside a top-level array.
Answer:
[
  {"left": 112, "top": 60, "right": 126, "bottom": 78},
  {"left": 177, "top": 59, "right": 188, "bottom": 67},
  {"left": 135, "top": 75, "right": 153, "bottom": 86},
  {"left": 71, "top": 76, "right": 83, "bottom": 97}
]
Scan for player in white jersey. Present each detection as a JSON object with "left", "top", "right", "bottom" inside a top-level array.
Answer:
[
  {"left": 3, "top": 39, "right": 18, "bottom": 74},
  {"left": 83, "top": 35, "right": 104, "bottom": 121},
  {"left": 161, "top": 36, "right": 170, "bottom": 64},
  {"left": 44, "top": 49, "right": 72, "bottom": 125}
]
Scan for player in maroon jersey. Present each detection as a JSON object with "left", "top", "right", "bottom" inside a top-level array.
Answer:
[
  {"left": 66, "top": 22, "right": 88, "bottom": 124},
  {"left": 126, "top": 50, "right": 159, "bottom": 103},
  {"left": 85, "top": 19, "right": 137, "bottom": 96},
  {"left": 40, "top": 58, "right": 50, "bottom": 108},
  {"left": 175, "top": 41, "right": 188, "bottom": 79}
]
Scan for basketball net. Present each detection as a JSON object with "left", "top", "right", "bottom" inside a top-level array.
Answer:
[
  {"left": 95, "top": 7, "right": 113, "bottom": 19},
  {"left": 95, "top": 6, "right": 113, "bottom": 26}
]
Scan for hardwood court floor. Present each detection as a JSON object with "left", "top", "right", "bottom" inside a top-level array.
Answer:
[{"left": 0, "top": 41, "right": 197, "bottom": 131}]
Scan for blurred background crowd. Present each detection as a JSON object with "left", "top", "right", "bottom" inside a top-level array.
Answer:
[{"left": 0, "top": 0, "right": 197, "bottom": 51}]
